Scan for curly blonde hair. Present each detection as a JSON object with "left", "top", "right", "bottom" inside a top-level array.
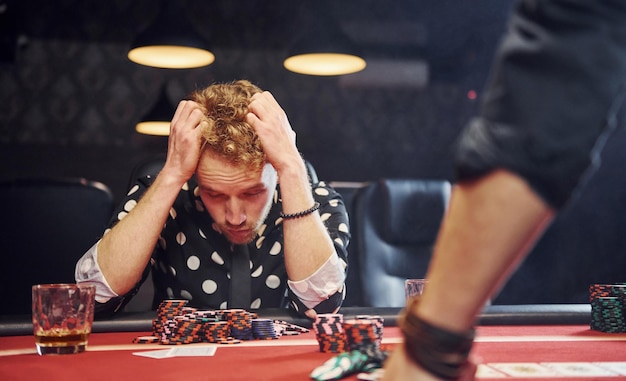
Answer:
[{"left": 190, "top": 80, "right": 266, "bottom": 171}]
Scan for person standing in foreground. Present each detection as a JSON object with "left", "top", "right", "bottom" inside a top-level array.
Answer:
[
  {"left": 75, "top": 80, "right": 349, "bottom": 319},
  {"left": 383, "top": 1, "right": 626, "bottom": 379}
]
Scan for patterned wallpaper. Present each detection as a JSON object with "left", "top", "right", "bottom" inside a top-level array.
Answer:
[
  {"left": 0, "top": 0, "right": 502, "bottom": 187},
  {"left": 2, "top": 0, "right": 626, "bottom": 304}
]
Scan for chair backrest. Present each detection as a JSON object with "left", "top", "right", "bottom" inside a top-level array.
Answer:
[
  {"left": 0, "top": 178, "right": 113, "bottom": 315},
  {"left": 329, "top": 181, "right": 368, "bottom": 307},
  {"left": 351, "top": 178, "right": 451, "bottom": 307},
  {"left": 127, "top": 154, "right": 166, "bottom": 189}
]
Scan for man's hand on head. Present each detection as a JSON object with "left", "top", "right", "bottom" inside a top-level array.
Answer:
[
  {"left": 245, "top": 92, "right": 301, "bottom": 174},
  {"left": 162, "top": 100, "right": 205, "bottom": 184}
]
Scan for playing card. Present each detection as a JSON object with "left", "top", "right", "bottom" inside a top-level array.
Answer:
[
  {"left": 133, "top": 346, "right": 217, "bottom": 359},
  {"left": 542, "top": 362, "right": 618, "bottom": 377},
  {"left": 593, "top": 362, "right": 626, "bottom": 376},
  {"left": 475, "top": 364, "right": 508, "bottom": 378},
  {"left": 488, "top": 362, "right": 561, "bottom": 377},
  {"left": 133, "top": 349, "right": 173, "bottom": 359},
  {"left": 167, "top": 346, "right": 217, "bottom": 357}
]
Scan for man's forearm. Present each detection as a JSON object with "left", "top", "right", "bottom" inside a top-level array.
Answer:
[
  {"left": 278, "top": 161, "right": 338, "bottom": 282},
  {"left": 97, "top": 171, "right": 186, "bottom": 295}
]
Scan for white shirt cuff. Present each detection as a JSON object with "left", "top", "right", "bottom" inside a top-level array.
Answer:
[
  {"left": 287, "top": 252, "right": 346, "bottom": 309},
  {"left": 75, "top": 241, "right": 118, "bottom": 303}
]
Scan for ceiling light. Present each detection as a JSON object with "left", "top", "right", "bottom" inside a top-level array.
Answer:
[
  {"left": 136, "top": 85, "right": 175, "bottom": 136},
  {"left": 284, "top": 4, "right": 365, "bottom": 76},
  {"left": 128, "top": 1, "right": 214, "bottom": 69},
  {"left": 284, "top": 53, "right": 366, "bottom": 76}
]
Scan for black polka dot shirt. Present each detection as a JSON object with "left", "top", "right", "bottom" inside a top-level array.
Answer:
[{"left": 77, "top": 175, "right": 350, "bottom": 317}]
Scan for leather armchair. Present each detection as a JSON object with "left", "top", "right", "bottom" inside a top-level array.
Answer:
[
  {"left": 0, "top": 178, "right": 113, "bottom": 315},
  {"left": 350, "top": 179, "right": 451, "bottom": 307}
]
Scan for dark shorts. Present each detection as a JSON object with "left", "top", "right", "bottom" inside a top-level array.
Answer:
[{"left": 455, "top": 0, "right": 626, "bottom": 208}]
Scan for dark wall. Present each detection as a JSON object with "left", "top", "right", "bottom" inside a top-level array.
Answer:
[
  {"left": 1, "top": 0, "right": 507, "bottom": 199},
  {"left": 2, "top": 0, "right": 625, "bottom": 305}
]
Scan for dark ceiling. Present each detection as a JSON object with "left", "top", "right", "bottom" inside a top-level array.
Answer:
[{"left": 3, "top": 0, "right": 516, "bottom": 76}]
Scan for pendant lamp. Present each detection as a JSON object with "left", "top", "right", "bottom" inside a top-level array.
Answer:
[
  {"left": 128, "top": 1, "right": 214, "bottom": 69},
  {"left": 136, "top": 85, "right": 175, "bottom": 136},
  {"left": 284, "top": 3, "right": 366, "bottom": 76}
]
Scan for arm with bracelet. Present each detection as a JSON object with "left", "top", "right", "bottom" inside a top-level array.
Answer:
[{"left": 246, "top": 92, "right": 348, "bottom": 319}]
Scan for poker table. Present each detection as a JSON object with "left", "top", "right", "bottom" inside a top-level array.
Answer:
[{"left": 1, "top": 304, "right": 626, "bottom": 380}]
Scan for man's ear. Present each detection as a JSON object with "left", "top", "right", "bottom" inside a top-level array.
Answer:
[{"left": 262, "top": 162, "right": 278, "bottom": 184}]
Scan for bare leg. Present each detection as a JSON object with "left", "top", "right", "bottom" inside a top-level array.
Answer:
[
  {"left": 420, "top": 169, "right": 554, "bottom": 331},
  {"left": 383, "top": 169, "right": 555, "bottom": 380}
]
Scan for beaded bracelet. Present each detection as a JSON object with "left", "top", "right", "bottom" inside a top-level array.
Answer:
[
  {"left": 280, "top": 202, "right": 320, "bottom": 219},
  {"left": 399, "top": 296, "right": 476, "bottom": 380}
]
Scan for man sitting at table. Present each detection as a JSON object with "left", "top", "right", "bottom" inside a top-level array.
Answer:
[{"left": 75, "top": 80, "right": 349, "bottom": 320}]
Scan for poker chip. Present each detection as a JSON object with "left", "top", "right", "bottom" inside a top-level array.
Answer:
[
  {"left": 221, "top": 309, "right": 254, "bottom": 340},
  {"left": 343, "top": 319, "right": 379, "bottom": 352},
  {"left": 355, "top": 315, "right": 384, "bottom": 345},
  {"left": 589, "top": 283, "right": 626, "bottom": 333},
  {"left": 280, "top": 330, "right": 301, "bottom": 336},
  {"left": 136, "top": 298, "right": 306, "bottom": 346},
  {"left": 132, "top": 335, "right": 160, "bottom": 344},
  {"left": 313, "top": 313, "right": 347, "bottom": 353},
  {"left": 252, "top": 318, "right": 279, "bottom": 340},
  {"left": 310, "top": 316, "right": 388, "bottom": 380},
  {"left": 273, "top": 320, "right": 310, "bottom": 334},
  {"left": 162, "top": 315, "right": 206, "bottom": 344},
  {"left": 204, "top": 321, "right": 230, "bottom": 343},
  {"left": 219, "top": 338, "right": 242, "bottom": 344}
]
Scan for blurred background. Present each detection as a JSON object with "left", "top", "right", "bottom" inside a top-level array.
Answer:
[{"left": 2, "top": 0, "right": 626, "bottom": 305}]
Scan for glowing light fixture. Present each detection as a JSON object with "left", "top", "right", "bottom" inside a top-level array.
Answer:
[
  {"left": 128, "top": 1, "right": 214, "bottom": 69},
  {"left": 136, "top": 85, "right": 175, "bottom": 136},
  {"left": 284, "top": 4, "right": 365, "bottom": 76},
  {"left": 284, "top": 53, "right": 366, "bottom": 76}
]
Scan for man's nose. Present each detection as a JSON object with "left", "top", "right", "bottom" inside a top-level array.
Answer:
[{"left": 225, "top": 198, "right": 246, "bottom": 226}]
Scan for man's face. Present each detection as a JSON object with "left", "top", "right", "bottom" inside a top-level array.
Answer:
[{"left": 195, "top": 152, "right": 277, "bottom": 244}]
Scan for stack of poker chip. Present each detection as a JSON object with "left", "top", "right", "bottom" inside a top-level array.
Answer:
[
  {"left": 251, "top": 318, "right": 279, "bottom": 340},
  {"left": 342, "top": 318, "right": 380, "bottom": 352},
  {"left": 355, "top": 315, "right": 384, "bottom": 346},
  {"left": 313, "top": 313, "right": 347, "bottom": 353},
  {"left": 160, "top": 315, "right": 205, "bottom": 344},
  {"left": 221, "top": 309, "right": 255, "bottom": 340},
  {"left": 152, "top": 299, "right": 190, "bottom": 337},
  {"left": 589, "top": 283, "right": 626, "bottom": 333},
  {"left": 202, "top": 320, "right": 231, "bottom": 343},
  {"left": 134, "top": 300, "right": 305, "bottom": 345},
  {"left": 186, "top": 308, "right": 220, "bottom": 321}
]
